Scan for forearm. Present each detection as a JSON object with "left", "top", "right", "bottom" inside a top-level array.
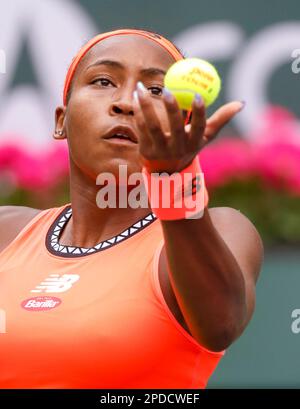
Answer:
[{"left": 160, "top": 207, "right": 247, "bottom": 351}]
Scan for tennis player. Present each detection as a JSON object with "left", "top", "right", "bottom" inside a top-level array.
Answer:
[{"left": 0, "top": 28, "right": 263, "bottom": 389}]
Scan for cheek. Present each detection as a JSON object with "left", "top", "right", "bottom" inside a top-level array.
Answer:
[
  {"left": 66, "top": 93, "right": 106, "bottom": 133},
  {"left": 65, "top": 98, "right": 142, "bottom": 178},
  {"left": 64, "top": 99, "right": 104, "bottom": 175},
  {"left": 65, "top": 93, "right": 109, "bottom": 160}
]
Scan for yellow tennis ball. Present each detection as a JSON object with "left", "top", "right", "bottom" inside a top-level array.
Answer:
[{"left": 164, "top": 58, "right": 221, "bottom": 110}]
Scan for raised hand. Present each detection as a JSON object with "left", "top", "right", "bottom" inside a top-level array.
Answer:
[{"left": 134, "top": 81, "right": 244, "bottom": 174}]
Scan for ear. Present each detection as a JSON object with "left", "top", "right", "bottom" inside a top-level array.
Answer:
[{"left": 53, "top": 106, "right": 67, "bottom": 140}]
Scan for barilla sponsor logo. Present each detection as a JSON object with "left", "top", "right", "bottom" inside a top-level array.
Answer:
[{"left": 21, "top": 296, "right": 62, "bottom": 311}]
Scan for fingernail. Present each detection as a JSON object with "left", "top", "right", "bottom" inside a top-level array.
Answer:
[
  {"left": 239, "top": 100, "right": 246, "bottom": 111},
  {"left": 194, "top": 93, "right": 202, "bottom": 106},
  {"left": 163, "top": 87, "right": 174, "bottom": 102},
  {"left": 136, "top": 81, "right": 147, "bottom": 97}
]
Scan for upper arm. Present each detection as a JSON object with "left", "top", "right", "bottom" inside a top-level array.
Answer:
[
  {"left": 0, "top": 205, "right": 42, "bottom": 253},
  {"left": 208, "top": 206, "right": 264, "bottom": 331}
]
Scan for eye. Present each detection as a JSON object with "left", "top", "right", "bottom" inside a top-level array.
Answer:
[
  {"left": 148, "top": 86, "right": 163, "bottom": 96},
  {"left": 91, "top": 77, "right": 114, "bottom": 87}
]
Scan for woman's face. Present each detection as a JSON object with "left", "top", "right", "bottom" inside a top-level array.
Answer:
[{"left": 55, "top": 34, "right": 179, "bottom": 181}]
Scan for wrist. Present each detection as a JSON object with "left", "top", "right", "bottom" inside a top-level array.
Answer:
[{"left": 142, "top": 156, "right": 209, "bottom": 220}]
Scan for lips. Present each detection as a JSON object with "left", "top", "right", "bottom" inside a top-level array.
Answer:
[{"left": 104, "top": 125, "right": 138, "bottom": 144}]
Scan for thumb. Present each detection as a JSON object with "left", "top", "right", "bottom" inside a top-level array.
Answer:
[{"left": 204, "top": 101, "right": 245, "bottom": 143}]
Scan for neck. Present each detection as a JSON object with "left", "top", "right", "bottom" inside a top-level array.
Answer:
[{"left": 60, "top": 169, "right": 152, "bottom": 248}]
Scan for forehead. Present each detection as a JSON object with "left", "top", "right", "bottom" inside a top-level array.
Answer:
[{"left": 76, "top": 34, "right": 175, "bottom": 74}]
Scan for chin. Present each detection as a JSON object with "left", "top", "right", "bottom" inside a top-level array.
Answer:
[{"left": 95, "top": 160, "right": 141, "bottom": 184}]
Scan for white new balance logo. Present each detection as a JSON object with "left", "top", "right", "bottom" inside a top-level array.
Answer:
[{"left": 31, "top": 274, "right": 80, "bottom": 293}]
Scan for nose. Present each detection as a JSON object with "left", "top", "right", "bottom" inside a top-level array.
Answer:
[{"left": 109, "top": 89, "right": 135, "bottom": 117}]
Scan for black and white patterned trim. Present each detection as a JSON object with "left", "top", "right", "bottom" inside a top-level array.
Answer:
[{"left": 46, "top": 204, "right": 157, "bottom": 258}]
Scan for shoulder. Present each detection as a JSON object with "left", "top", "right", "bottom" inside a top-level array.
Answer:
[
  {"left": 208, "top": 206, "right": 264, "bottom": 283},
  {"left": 208, "top": 206, "right": 262, "bottom": 244},
  {"left": 0, "top": 205, "right": 43, "bottom": 254}
]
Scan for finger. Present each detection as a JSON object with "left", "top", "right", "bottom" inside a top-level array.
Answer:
[
  {"left": 188, "top": 94, "right": 206, "bottom": 151},
  {"left": 162, "top": 88, "right": 185, "bottom": 155},
  {"left": 204, "top": 101, "right": 244, "bottom": 144},
  {"left": 133, "top": 90, "right": 153, "bottom": 153},
  {"left": 136, "top": 82, "right": 167, "bottom": 151}
]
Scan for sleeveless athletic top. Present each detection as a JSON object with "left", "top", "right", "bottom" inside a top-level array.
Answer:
[{"left": 0, "top": 203, "right": 224, "bottom": 389}]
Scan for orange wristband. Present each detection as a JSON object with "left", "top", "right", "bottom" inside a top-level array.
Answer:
[{"left": 142, "top": 156, "right": 209, "bottom": 220}]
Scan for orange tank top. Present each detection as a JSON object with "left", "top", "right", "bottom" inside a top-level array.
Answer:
[{"left": 0, "top": 203, "right": 224, "bottom": 389}]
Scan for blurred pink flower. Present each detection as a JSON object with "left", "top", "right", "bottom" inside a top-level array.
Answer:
[
  {"left": 254, "top": 142, "right": 300, "bottom": 195},
  {"left": 198, "top": 105, "right": 300, "bottom": 193},
  {"left": 0, "top": 105, "right": 300, "bottom": 196},
  {"left": 0, "top": 140, "right": 69, "bottom": 190},
  {"left": 0, "top": 144, "right": 24, "bottom": 169},
  {"left": 198, "top": 137, "right": 255, "bottom": 188},
  {"left": 252, "top": 105, "right": 300, "bottom": 194},
  {"left": 250, "top": 105, "right": 300, "bottom": 146}
]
